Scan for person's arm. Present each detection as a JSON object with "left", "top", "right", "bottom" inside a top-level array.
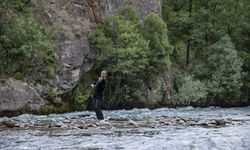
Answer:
[{"left": 91, "top": 80, "right": 98, "bottom": 88}]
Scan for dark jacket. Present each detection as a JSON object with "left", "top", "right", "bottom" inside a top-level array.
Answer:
[{"left": 93, "top": 79, "right": 107, "bottom": 100}]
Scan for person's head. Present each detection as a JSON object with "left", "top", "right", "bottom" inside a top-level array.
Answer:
[{"left": 101, "top": 70, "right": 107, "bottom": 79}]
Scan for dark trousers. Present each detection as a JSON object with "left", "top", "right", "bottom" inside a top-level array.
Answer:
[{"left": 92, "top": 98, "right": 104, "bottom": 120}]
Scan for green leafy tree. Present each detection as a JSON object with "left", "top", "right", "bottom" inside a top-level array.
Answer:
[
  {"left": 162, "top": 0, "right": 193, "bottom": 67},
  {"left": 141, "top": 13, "right": 172, "bottom": 83},
  {"left": 163, "top": 0, "right": 250, "bottom": 103},
  {"left": 205, "top": 36, "right": 244, "bottom": 102},
  {"left": 89, "top": 6, "right": 172, "bottom": 103},
  {"left": 189, "top": 35, "right": 243, "bottom": 103},
  {"left": 89, "top": 6, "right": 149, "bottom": 101}
]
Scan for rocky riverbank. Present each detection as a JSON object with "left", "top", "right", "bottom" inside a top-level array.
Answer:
[
  {"left": 1, "top": 113, "right": 248, "bottom": 131},
  {"left": 1, "top": 107, "right": 250, "bottom": 150}
]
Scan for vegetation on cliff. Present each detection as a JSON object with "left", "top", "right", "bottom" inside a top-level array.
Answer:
[{"left": 0, "top": 0, "right": 57, "bottom": 79}]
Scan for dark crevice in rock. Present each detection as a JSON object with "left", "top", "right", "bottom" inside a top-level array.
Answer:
[{"left": 85, "top": 0, "right": 103, "bottom": 24}]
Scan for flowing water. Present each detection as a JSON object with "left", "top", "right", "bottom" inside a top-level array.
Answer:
[{"left": 0, "top": 107, "right": 250, "bottom": 150}]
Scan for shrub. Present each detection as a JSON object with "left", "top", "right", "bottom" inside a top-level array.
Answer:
[
  {"left": 72, "top": 87, "right": 92, "bottom": 110},
  {"left": 174, "top": 74, "right": 207, "bottom": 105},
  {"left": 0, "top": 4, "right": 57, "bottom": 79}
]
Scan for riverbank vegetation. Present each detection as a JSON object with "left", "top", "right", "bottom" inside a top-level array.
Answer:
[
  {"left": 82, "top": 2, "right": 250, "bottom": 109},
  {"left": 71, "top": 5, "right": 172, "bottom": 109},
  {"left": 162, "top": 0, "right": 249, "bottom": 106}
]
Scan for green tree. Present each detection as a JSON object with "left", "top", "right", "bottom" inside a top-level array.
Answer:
[
  {"left": 89, "top": 6, "right": 149, "bottom": 101},
  {"left": 141, "top": 12, "right": 172, "bottom": 83},
  {"left": 163, "top": 0, "right": 250, "bottom": 103},
  {"left": 89, "top": 6, "right": 172, "bottom": 104},
  {"left": 206, "top": 36, "right": 244, "bottom": 102},
  {"left": 162, "top": 0, "right": 193, "bottom": 67}
]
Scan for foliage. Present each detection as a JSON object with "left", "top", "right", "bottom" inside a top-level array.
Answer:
[
  {"left": 47, "top": 88, "right": 59, "bottom": 101},
  {"left": 72, "top": 87, "right": 92, "bottom": 110},
  {"left": 174, "top": 74, "right": 207, "bottom": 105},
  {"left": 163, "top": 0, "right": 250, "bottom": 104},
  {"left": 0, "top": 1, "right": 57, "bottom": 79},
  {"left": 181, "top": 35, "right": 244, "bottom": 104},
  {"left": 63, "top": 72, "right": 95, "bottom": 110},
  {"left": 141, "top": 13, "right": 172, "bottom": 82},
  {"left": 89, "top": 6, "right": 172, "bottom": 102},
  {"left": 0, "top": 0, "right": 32, "bottom": 14},
  {"left": 118, "top": 5, "right": 139, "bottom": 24},
  {"left": 205, "top": 36, "right": 243, "bottom": 101}
]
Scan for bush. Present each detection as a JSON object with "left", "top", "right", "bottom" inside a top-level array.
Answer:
[
  {"left": 0, "top": 2, "right": 57, "bottom": 79},
  {"left": 0, "top": 0, "right": 32, "bottom": 13},
  {"left": 174, "top": 74, "right": 207, "bottom": 105},
  {"left": 72, "top": 87, "right": 92, "bottom": 110}
]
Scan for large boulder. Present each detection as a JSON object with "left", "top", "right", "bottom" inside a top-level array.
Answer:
[{"left": 0, "top": 78, "right": 48, "bottom": 116}]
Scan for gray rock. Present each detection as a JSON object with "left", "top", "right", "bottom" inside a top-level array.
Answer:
[
  {"left": 0, "top": 119, "right": 18, "bottom": 128},
  {"left": 109, "top": 117, "right": 129, "bottom": 122},
  {"left": 128, "top": 119, "right": 139, "bottom": 128},
  {"left": 0, "top": 78, "right": 48, "bottom": 114},
  {"left": 177, "top": 119, "right": 186, "bottom": 125},
  {"left": 215, "top": 119, "right": 226, "bottom": 126},
  {"left": 54, "top": 122, "right": 64, "bottom": 128},
  {"left": 197, "top": 120, "right": 209, "bottom": 126}
]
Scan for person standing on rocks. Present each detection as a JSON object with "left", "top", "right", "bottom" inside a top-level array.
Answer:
[{"left": 91, "top": 70, "right": 107, "bottom": 121}]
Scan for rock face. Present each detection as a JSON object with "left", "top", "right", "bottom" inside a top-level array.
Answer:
[
  {"left": 0, "top": 78, "right": 48, "bottom": 116},
  {"left": 0, "top": 0, "right": 169, "bottom": 115}
]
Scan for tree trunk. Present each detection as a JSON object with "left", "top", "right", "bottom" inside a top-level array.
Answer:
[
  {"left": 186, "top": 40, "right": 190, "bottom": 67},
  {"left": 186, "top": 0, "right": 193, "bottom": 67}
]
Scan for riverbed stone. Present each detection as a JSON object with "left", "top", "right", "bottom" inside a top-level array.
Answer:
[
  {"left": 128, "top": 119, "right": 140, "bottom": 128},
  {"left": 215, "top": 119, "right": 226, "bottom": 126},
  {"left": 0, "top": 119, "right": 18, "bottom": 128}
]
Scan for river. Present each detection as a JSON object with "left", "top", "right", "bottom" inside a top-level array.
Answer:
[{"left": 0, "top": 106, "right": 250, "bottom": 150}]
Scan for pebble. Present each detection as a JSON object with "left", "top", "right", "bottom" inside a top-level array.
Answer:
[{"left": 128, "top": 119, "right": 139, "bottom": 128}]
